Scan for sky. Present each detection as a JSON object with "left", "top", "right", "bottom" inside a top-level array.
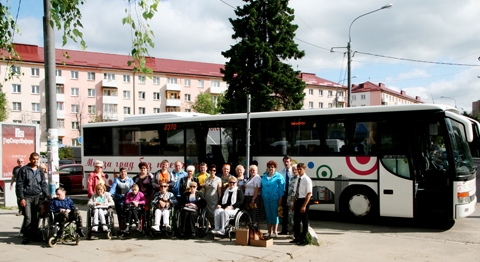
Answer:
[{"left": 7, "top": 0, "right": 480, "bottom": 112}]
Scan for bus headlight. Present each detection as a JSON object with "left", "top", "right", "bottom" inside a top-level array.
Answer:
[{"left": 457, "top": 192, "right": 471, "bottom": 204}]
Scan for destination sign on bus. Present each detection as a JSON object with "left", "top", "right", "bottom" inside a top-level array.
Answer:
[{"left": 164, "top": 124, "right": 177, "bottom": 131}]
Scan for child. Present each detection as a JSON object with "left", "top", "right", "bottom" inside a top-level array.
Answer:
[
  {"left": 50, "top": 187, "right": 85, "bottom": 238},
  {"left": 124, "top": 184, "right": 146, "bottom": 233},
  {"left": 88, "top": 184, "right": 114, "bottom": 232}
]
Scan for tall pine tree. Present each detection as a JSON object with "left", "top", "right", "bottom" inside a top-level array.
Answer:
[{"left": 221, "top": 0, "right": 306, "bottom": 113}]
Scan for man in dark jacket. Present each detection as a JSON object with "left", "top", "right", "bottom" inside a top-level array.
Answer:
[{"left": 16, "top": 152, "right": 48, "bottom": 244}]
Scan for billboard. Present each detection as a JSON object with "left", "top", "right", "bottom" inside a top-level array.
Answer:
[{"left": 1, "top": 124, "right": 37, "bottom": 180}]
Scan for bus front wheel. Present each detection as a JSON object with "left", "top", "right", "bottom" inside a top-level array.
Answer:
[{"left": 341, "top": 187, "right": 378, "bottom": 221}]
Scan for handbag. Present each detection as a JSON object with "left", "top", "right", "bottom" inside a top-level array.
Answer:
[{"left": 183, "top": 206, "right": 196, "bottom": 212}]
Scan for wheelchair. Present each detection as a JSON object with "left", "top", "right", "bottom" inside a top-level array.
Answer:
[
  {"left": 86, "top": 206, "right": 115, "bottom": 240},
  {"left": 174, "top": 207, "right": 209, "bottom": 238},
  {"left": 149, "top": 205, "right": 176, "bottom": 238},
  {"left": 117, "top": 203, "right": 149, "bottom": 237},
  {"left": 212, "top": 209, "right": 252, "bottom": 241},
  {"left": 38, "top": 202, "right": 81, "bottom": 247}
]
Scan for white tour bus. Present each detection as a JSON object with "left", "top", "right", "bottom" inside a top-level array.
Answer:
[{"left": 82, "top": 105, "right": 477, "bottom": 223}]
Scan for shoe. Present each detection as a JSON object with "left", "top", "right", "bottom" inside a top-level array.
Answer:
[
  {"left": 16, "top": 211, "right": 22, "bottom": 216},
  {"left": 297, "top": 241, "right": 307, "bottom": 246},
  {"left": 21, "top": 238, "right": 30, "bottom": 244},
  {"left": 191, "top": 232, "right": 196, "bottom": 237},
  {"left": 211, "top": 230, "right": 218, "bottom": 234},
  {"left": 76, "top": 228, "right": 85, "bottom": 238},
  {"left": 289, "top": 239, "right": 300, "bottom": 244},
  {"left": 91, "top": 226, "right": 98, "bottom": 232},
  {"left": 263, "top": 233, "right": 270, "bottom": 237},
  {"left": 279, "top": 231, "right": 288, "bottom": 235},
  {"left": 270, "top": 233, "right": 277, "bottom": 238},
  {"left": 166, "top": 226, "right": 171, "bottom": 232},
  {"left": 102, "top": 225, "right": 109, "bottom": 232},
  {"left": 151, "top": 225, "right": 160, "bottom": 231},
  {"left": 217, "top": 230, "right": 225, "bottom": 235}
]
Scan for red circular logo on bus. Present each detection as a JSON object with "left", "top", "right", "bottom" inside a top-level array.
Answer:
[{"left": 346, "top": 156, "right": 377, "bottom": 176}]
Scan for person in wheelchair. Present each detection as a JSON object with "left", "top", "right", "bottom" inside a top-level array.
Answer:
[
  {"left": 88, "top": 184, "right": 114, "bottom": 232},
  {"left": 109, "top": 167, "right": 134, "bottom": 223},
  {"left": 212, "top": 176, "right": 244, "bottom": 235},
  {"left": 49, "top": 187, "right": 85, "bottom": 238},
  {"left": 123, "top": 183, "right": 146, "bottom": 233},
  {"left": 178, "top": 181, "right": 206, "bottom": 237},
  {"left": 151, "top": 180, "right": 177, "bottom": 232}
]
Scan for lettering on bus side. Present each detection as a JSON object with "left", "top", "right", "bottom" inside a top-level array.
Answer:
[{"left": 383, "top": 155, "right": 406, "bottom": 159}]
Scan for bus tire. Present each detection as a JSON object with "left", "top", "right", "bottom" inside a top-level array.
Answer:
[{"left": 340, "top": 187, "right": 378, "bottom": 222}]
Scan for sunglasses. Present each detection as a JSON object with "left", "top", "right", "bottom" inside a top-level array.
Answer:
[
  {"left": 190, "top": 186, "right": 197, "bottom": 188},
  {"left": 160, "top": 185, "right": 168, "bottom": 188},
  {"left": 229, "top": 182, "right": 236, "bottom": 184},
  {"left": 211, "top": 169, "right": 216, "bottom": 172}
]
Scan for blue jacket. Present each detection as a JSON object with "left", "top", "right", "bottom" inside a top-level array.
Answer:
[
  {"left": 261, "top": 172, "right": 285, "bottom": 201},
  {"left": 172, "top": 170, "right": 187, "bottom": 197},
  {"left": 109, "top": 177, "right": 134, "bottom": 203},
  {"left": 50, "top": 197, "right": 75, "bottom": 213}
]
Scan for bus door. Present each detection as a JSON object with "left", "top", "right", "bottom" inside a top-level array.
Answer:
[{"left": 378, "top": 120, "right": 414, "bottom": 218}]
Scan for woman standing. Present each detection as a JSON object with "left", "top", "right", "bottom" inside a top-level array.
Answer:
[
  {"left": 287, "top": 164, "right": 298, "bottom": 234},
  {"left": 235, "top": 165, "right": 247, "bottom": 194},
  {"left": 87, "top": 160, "right": 106, "bottom": 198},
  {"left": 179, "top": 165, "right": 199, "bottom": 196},
  {"left": 133, "top": 162, "right": 154, "bottom": 206},
  {"left": 261, "top": 160, "right": 285, "bottom": 238},
  {"left": 244, "top": 165, "right": 262, "bottom": 227},
  {"left": 204, "top": 164, "right": 222, "bottom": 226},
  {"left": 109, "top": 167, "right": 134, "bottom": 223},
  {"left": 178, "top": 181, "right": 206, "bottom": 237}
]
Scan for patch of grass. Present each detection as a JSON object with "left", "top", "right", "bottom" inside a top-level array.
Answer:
[{"left": 0, "top": 205, "right": 16, "bottom": 210}]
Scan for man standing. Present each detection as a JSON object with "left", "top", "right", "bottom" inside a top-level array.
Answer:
[
  {"left": 279, "top": 155, "right": 292, "bottom": 235},
  {"left": 290, "top": 162, "right": 312, "bottom": 245},
  {"left": 16, "top": 152, "right": 48, "bottom": 244},
  {"left": 172, "top": 161, "right": 187, "bottom": 197},
  {"left": 10, "top": 158, "right": 24, "bottom": 216}
]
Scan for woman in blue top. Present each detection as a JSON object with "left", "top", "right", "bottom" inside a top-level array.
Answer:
[
  {"left": 261, "top": 160, "right": 285, "bottom": 238},
  {"left": 109, "top": 167, "right": 134, "bottom": 223}
]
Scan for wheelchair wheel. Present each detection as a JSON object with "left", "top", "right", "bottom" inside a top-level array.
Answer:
[
  {"left": 86, "top": 208, "right": 92, "bottom": 240},
  {"left": 75, "top": 234, "right": 80, "bottom": 245},
  {"left": 107, "top": 231, "right": 112, "bottom": 240},
  {"left": 47, "top": 237, "right": 56, "bottom": 247},
  {"left": 197, "top": 216, "right": 209, "bottom": 238},
  {"left": 235, "top": 210, "right": 252, "bottom": 228}
]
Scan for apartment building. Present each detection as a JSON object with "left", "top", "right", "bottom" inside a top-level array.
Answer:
[
  {"left": 299, "top": 73, "right": 347, "bottom": 109},
  {"left": 351, "top": 82, "right": 422, "bottom": 107}
]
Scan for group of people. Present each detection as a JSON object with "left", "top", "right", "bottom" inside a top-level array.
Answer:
[{"left": 13, "top": 153, "right": 312, "bottom": 246}]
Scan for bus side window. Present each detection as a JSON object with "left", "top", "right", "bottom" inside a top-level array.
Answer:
[{"left": 379, "top": 121, "right": 411, "bottom": 179}]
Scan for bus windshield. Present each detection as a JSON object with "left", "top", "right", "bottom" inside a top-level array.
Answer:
[{"left": 447, "top": 118, "right": 475, "bottom": 177}]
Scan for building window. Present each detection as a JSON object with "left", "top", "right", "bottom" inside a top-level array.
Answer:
[
  {"left": 13, "top": 120, "right": 21, "bottom": 123},
  {"left": 104, "top": 73, "right": 115, "bottom": 80},
  {"left": 185, "top": 109, "right": 191, "bottom": 112},
  {"left": 103, "top": 89, "right": 117, "bottom": 96},
  {"left": 71, "top": 139, "right": 80, "bottom": 146},
  {"left": 12, "top": 84, "right": 21, "bottom": 93},
  {"left": 55, "top": 69, "right": 62, "bottom": 76},
  {"left": 71, "top": 104, "right": 79, "bottom": 113},
  {"left": 308, "top": 89, "right": 313, "bottom": 95},
  {"left": 138, "top": 91, "right": 145, "bottom": 100},
  {"left": 328, "top": 91, "right": 333, "bottom": 97},
  {"left": 168, "top": 77, "right": 177, "bottom": 84},
  {"left": 211, "top": 81, "right": 220, "bottom": 87},
  {"left": 318, "top": 90, "right": 323, "bottom": 96},
  {"left": 31, "top": 103, "right": 40, "bottom": 112},
  {"left": 184, "top": 79, "right": 191, "bottom": 87},
  {"left": 71, "top": 87, "right": 79, "bottom": 96},
  {"left": 153, "top": 92, "right": 160, "bottom": 100},
  {"left": 328, "top": 103, "right": 333, "bottom": 108},
  {"left": 308, "top": 101, "right": 313, "bottom": 108},
  {"left": 123, "top": 90, "right": 130, "bottom": 99},
  {"left": 153, "top": 76, "right": 160, "bottom": 85},
  {"left": 31, "top": 85, "right": 40, "bottom": 94},
  {"left": 153, "top": 108, "right": 160, "bottom": 113},
  {"left": 338, "top": 91, "right": 344, "bottom": 97},
  {"left": 88, "top": 105, "right": 96, "bottom": 114},
  {"left": 319, "top": 102, "right": 323, "bottom": 108},
  {"left": 57, "top": 102, "right": 64, "bottom": 110},
  {"left": 57, "top": 119, "right": 64, "bottom": 128},
  {"left": 12, "top": 102, "right": 21, "bottom": 111},
  {"left": 88, "top": 88, "right": 95, "bottom": 97},
  {"left": 71, "top": 121, "right": 79, "bottom": 130},
  {"left": 87, "top": 72, "right": 95, "bottom": 80},
  {"left": 185, "top": 94, "right": 191, "bottom": 102},
  {"left": 361, "top": 94, "right": 366, "bottom": 100},
  {"left": 352, "top": 95, "right": 356, "bottom": 101},
  {"left": 198, "top": 80, "right": 204, "bottom": 88},
  {"left": 139, "top": 107, "right": 146, "bottom": 114},
  {"left": 138, "top": 75, "right": 146, "bottom": 84},
  {"left": 103, "top": 104, "right": 117, "bottom": 113},
  {"left": 123, "top": 74, "right": 130, "bottom": 83},
  {"left": 31, "top": 68, "right": 40, "bottom": 76},
  {"left": 56, "top": 86, "right": 64, "bottom": 94},
  {"left": 11, "top": 65, "right": 20, "bottom": 75},
  {"left": 32, "top": 120, "right": 40, "bottom": 125},
  {"left": 123, "top": 107, "right": 131, "bottom": 115},
  {"left": 70, "top": 71, "right": 79, "bottom": 79}
]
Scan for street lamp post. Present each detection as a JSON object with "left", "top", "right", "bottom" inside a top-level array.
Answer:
[
  {"left": 333, "top": 4, "right": 392, "bottom": 107},
  {"left": 440, "top": 96, "right": 457, "bottom": 108}
]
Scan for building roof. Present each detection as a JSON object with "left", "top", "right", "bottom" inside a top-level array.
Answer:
[
  {"left": 352, "top": 81, "right": 422, "bottom": 102},
  {"left": 10, "top": 43, "right": 224, "bottom": 78},
  {"left": 299, "top": 72, "right": 344, "bottom": 88}
]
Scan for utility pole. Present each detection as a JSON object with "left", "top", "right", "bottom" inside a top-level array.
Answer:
[{"left": 43, "top": 0, "right": 59, "bottom": 196}]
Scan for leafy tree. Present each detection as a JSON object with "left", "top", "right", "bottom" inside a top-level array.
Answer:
[
  {"left": 191, "top": 93, "right": 223, "bottom": 115},
  {"left": 221, "top": 0, "right": 305, "bottom": 113},
  {"left": 0, "top": 91, "right": 8, "bottom": 121},
  {"left": 59, "top": 146, "right": 74, "bottom": 159}
]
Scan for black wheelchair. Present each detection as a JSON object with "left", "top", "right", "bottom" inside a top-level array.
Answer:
[
  {"left": 117, "top": 203, "right": 149, "bottom": 237},
  {"left": 38, "top": 202, "right": 81, "bottom": 247},
  {"left": 149, "top": 205, "right": 177, "bottom": 238},
  {"left": 212, "top": 209, "right": 252, "bottom": 241},
  {"left": 86, "top": 206, "right": 115, "bottom": 240},
  {"left": 175, "top": 207, "right": 209, "bottom": 238}
]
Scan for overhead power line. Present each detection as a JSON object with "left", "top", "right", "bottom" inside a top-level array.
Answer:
[{"left": 356, "top": 51, "right": 480, "bottom": 67}]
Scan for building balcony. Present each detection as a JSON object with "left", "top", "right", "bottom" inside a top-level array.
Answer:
[
  {"left": 57, "top": 110, "right": 65, "bottom": 119},
  {"left": 337, "top": 96, "right": 345, "bottom": 102},
  {"left": 56, "top": 93, "right": 65, "bottom": 102},
  {"left": 56, "top": 76, "right": 65, "bottom": 84},
  {"left": 102, "top": 79, "right": 118, "bottom": 88},
  {"left": 166, "top": 83, "right": 181, "bottom": 91},
  {"left": 102, "top": 96, "right": 118, "bottom": 104},
  {"left": 166, "top": 99, "right": 181, "bottom": 107},
  {"left": 103, "top": 112, "right": 119, "bottom": 121},
  {"left": 210, "top": 86, "right": 223, "bottom": 94},
  {"left": 57, "top": 128, "right": 66, "bottom": 137}
]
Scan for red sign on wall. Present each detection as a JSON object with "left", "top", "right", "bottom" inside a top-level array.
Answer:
[{"left": 2, "top": 125, "right": 36, "bottom": 180}]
